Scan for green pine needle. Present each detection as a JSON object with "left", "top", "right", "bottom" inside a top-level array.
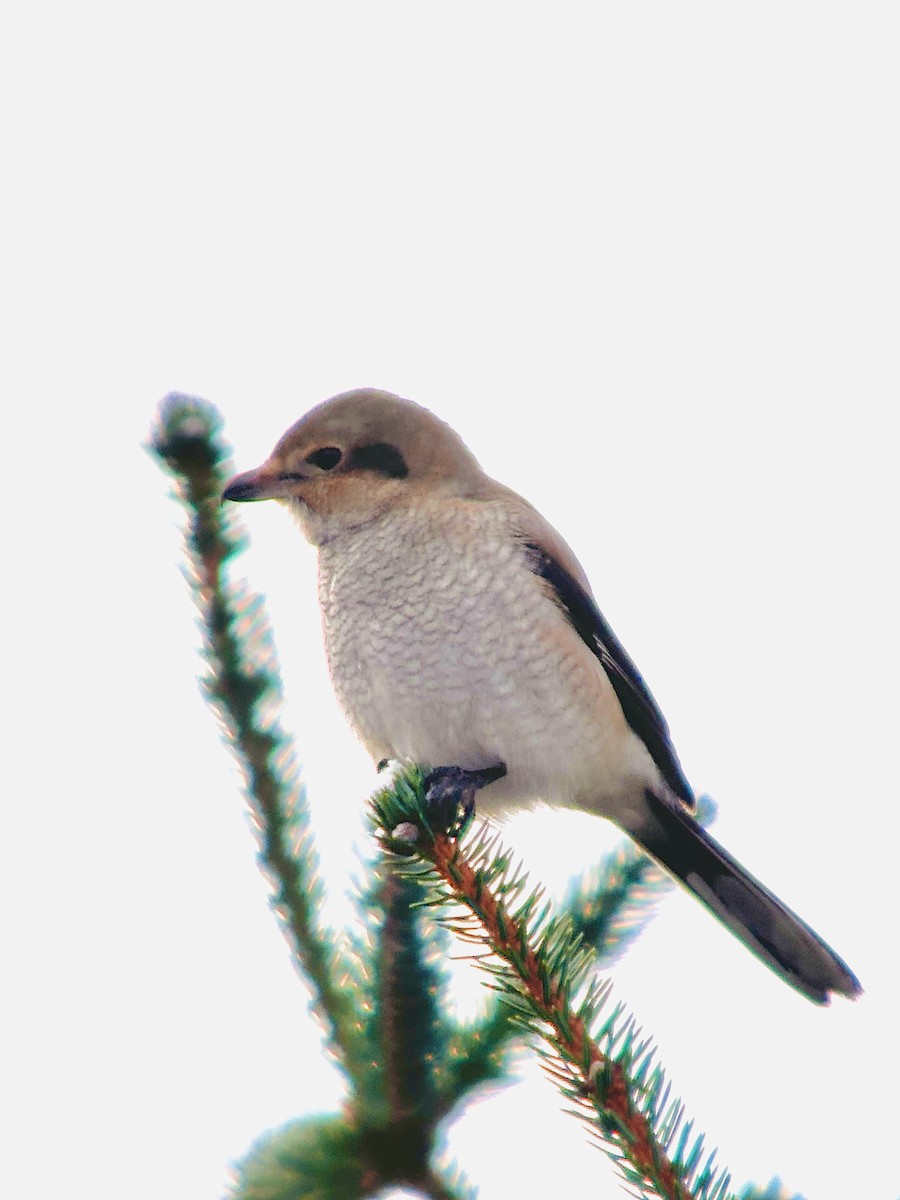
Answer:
[
  {"left": 149, "top": 395, "right": 365, "bottom": 1086},
  {"left": 233, "top": 1116, "right": 368, "bottom": 1200},
  {"left": 372, "top": 769, "right": 736, "bottom": 1200}
]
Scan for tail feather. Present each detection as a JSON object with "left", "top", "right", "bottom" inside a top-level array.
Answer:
[{"left": 631, "top": 791, "right": 861, "bottom": 1004}]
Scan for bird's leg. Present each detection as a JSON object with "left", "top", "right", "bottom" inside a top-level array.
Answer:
[{"left": 422, "top": 763, "right": 507, "bottom": 837}]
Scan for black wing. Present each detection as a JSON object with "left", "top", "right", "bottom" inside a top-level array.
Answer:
[{"left": 524, "top": 542, "right": 695, "bottom": 810}]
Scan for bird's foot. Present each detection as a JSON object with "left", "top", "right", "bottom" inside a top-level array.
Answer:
[{"left": 422, "top": 763, "right": 507, "bottom": 837}]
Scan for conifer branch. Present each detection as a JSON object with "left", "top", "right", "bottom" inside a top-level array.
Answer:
[
  {"left": 430, "top": 835, "right": 697, "bottom": 1200},
  {"left": 375, "top": 866, "right": 441, "bottom": 1124},
  {"left": 374, "top": 771, "right": 733, "bottom": 1200},
  {"left": 563, "top": 838, "right": 668, "bottom": 962},
  {"left": 418, "top": 1164, "right": 479, "bottom": 1200},
  {"left": 737, "top": 1183, "right": 800, "bottom": 1200},
  {"left": 148, "top": 394, "right": 363, "bottom": 1079},
  {"left": 432, "top": 996, "right": 515, "bottom": 1120}
]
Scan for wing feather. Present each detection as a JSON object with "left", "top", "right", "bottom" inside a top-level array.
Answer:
[{"left": 522, "top": 538, "right": 695, "bottom": 810}]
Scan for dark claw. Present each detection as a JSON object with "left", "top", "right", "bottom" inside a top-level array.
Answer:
[{"left": 422, "top": 763, "right": 507, "bottom": 836}]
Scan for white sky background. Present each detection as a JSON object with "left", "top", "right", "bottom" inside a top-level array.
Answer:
[{"left": 2, "top": 5, "right": 897, "bottom": 1199}]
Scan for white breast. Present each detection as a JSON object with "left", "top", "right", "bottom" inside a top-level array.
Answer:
[{"left": 317, "top": 496, "right": 656, "bottom": 818}]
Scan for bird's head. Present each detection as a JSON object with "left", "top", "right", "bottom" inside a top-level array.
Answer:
[{"left": 222, "top": 388, "right": 486, "bottom": 543}]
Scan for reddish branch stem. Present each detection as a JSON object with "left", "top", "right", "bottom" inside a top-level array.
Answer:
[{"left": 429, "top": 832, "right": 694, "bottom": 1200}]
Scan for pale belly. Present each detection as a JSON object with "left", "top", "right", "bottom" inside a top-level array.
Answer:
[{"left": 317, "top": 503, "right": 656, "bottom": 819}]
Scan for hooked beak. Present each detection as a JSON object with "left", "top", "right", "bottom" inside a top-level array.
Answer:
[{"left": 222, "top": 464, "right": 304, "bottom": 503}]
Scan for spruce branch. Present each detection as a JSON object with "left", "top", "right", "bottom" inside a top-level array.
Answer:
[
  {"left": 374, "top": 771, "right": 734, "bottom": 1200},
  {"left": 418, "top": 1162, "right": 479, "bottom": 1200},
  {"left": 374, "top": 865, "right": 442, "bottom": 1124},
  {"left": 562, "top": 837, "right": 669, "bottom": 963},
  {"left": 235, "top": 1116, "right": 367, "bottom": 1200},
  {"left": 737, "top": 1183, "right": 801, "bottom": 1200},
  {"left": 234, "top": 1113, "right": 477, "bottom": 1200},
  {"left": 432, "top": 807, "right": 705, "bottom": 1112},
  {"left": 431, "top": 993, "right": 516, "bottom": 1121},
  {"left": 148, "top": 394, "right": 363, "bottom": 1079}
]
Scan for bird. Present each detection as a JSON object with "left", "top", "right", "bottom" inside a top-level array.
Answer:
[{"left": 223, "top": 387, "right": 860, "bottom": 1005}]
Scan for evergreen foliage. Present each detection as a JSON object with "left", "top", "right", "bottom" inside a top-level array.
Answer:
[{"left": 149, "top": 394, "right": 805, "bottom": 1200}]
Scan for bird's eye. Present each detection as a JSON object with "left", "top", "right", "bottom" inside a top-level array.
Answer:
[{"left": 305, "top": 446, "right": 343, "bottom": 471}]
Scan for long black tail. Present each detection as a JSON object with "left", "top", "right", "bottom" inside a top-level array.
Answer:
[{"left": 629, "top": 791, "right": 861, "bottom": 1004}]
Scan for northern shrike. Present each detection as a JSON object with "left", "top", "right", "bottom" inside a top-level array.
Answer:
[{"left": 223, "top": 388, "right": 860, "bottom": 1004}]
